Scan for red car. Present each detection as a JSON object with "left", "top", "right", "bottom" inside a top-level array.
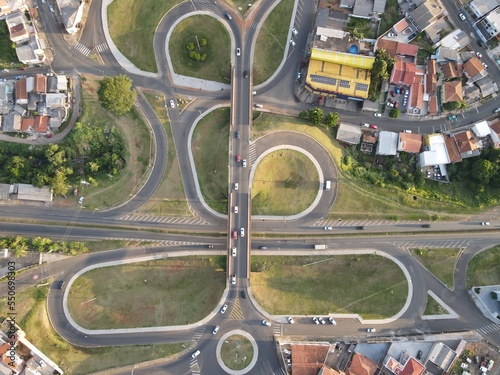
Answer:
[
  {"left": 370, "top": 124, "right": 378, "bottom": 129},
  {"left": 390, "top": 90, "right": 395, "bottom": 97},
  {"left": 400, "top": 88, "right": 405, "bottom": 95},
  {"left": 394, "top": 101, "right": 399, "bottom": 108},
  {"left": 235, "top": 154, "right": 241, "bottom": 162},
  {"left": 232, "top": 230, "right": 237, "bottom": 239}
]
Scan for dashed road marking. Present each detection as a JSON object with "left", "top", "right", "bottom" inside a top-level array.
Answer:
[
  {"left": 74, "top": 43, "right": 91, "bottom": 56},
  {"left": 94, "top": 43, "right": 108, "bottom": 53},
  {"left": 477, "top": 323, "right": 500, "bottom": 335},
  {"left": 119, "top": 214, "right": 208, "bottom": 225},
  {"left": 229, "top": 298, "right": 244, "bottom": 320}
]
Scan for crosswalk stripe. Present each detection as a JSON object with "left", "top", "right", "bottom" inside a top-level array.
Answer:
[{"left": 74, "top": 43, "right": 91, "bottom": 56}]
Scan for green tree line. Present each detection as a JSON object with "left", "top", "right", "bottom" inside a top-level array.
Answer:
[{"left": 1, "top": 236, "right": 88, "bottom": 258}]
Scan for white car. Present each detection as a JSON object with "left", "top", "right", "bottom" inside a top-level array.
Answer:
[
  {"left": 328, "top": 317, "right": 337, "bottom": 325},
  {"left": 236, "top": 48, "right": 241, "bottom": 56},
  {"left": 242, "top": 159, "right": 247, "bottom": 168},
  {"left": 287, "top": 316, "right": 295, "bottom": 324},
  {"left": 231, "top": 275, "right": 236, "bottom": 285},
  {"left": 292, "top": 28, "right": 298, "bottom": 36},
  {"left": 232, "top": 247, "right": 237, "bottom": 256},
  {"left": 482, "top": 62, "right": 488, "bottom": 69},
  {"left": 234, "top": 182, "right": 238, "bottom": 190},
  {"left": 262, "top": 320, "right": 271, "bottom": 326},
  {"left": 212, "top": 325, "right": 219, "bottom": 335},
  {"left": 318, "top": 317, "right": 326, "bottom": 324},
  {"left": 481, "top": 222, "right": 490, "bottom": 226},
  {"left": 459, "top": 13, "right": 466, "bottom": 21},
  {"left": 220, "top": 304, "right": 228, "bottom": 314},
  {"left": 169, "top": 99, "right": 175, "bottom": 108},
  {"left": 374, "top": 113, "right": 382, "bottom": 117},
  {"left": 240, "top": 227, "right": 245, "bottom": 237},
  {"left": 49, "top": 5, "right": 54, "bottom": 12},
  {"left": 290, "top": 39, "right": 296, "bottom": 47},
  {"left": 234, "top": 206, "right": 238, "bottom": 214},
  {"left": 192, "top": 350, "right": 201, "bottom": 359},
  {"left": 324, "top": 226, "right": 333, "bottom": 230},
  {"left": 404, "top": 130, "right": 412, "bottom": 133},
  {"left": 361, "top": 123, "right": 370, "bottom": 127},
  {"left": 78, "top": 196, "right": 84, "bottom": 204},
  {"left": 312, "top": 317, "right": 319, "bottom": 324},
  {"left": 387, "top": 32, "right": 396, "bottom": 38},
  {"left": 476, "top": 51, "right": 482, "bottom": 59},
  {"left": 367, "top": 328, "right": 376, "bottom": 332}
]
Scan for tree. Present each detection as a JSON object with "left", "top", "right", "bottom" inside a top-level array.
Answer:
[
  {"left": 472, "top": 159, "right": 496, "bottom": 184},
  {"left": 97, "top": 75, "right": 137, "bottom": 116},
  {"left": 389, "top": 108, "right": 400, "bottom": 118},
  {"left": 308, "top": 107, "right": 323, "bottom": 126},
  {"left": 11, "top": 236, "right": 28, "bottom": 258},
  {"left": 324, "top": 112, "right": 340, "bottom": 127},
  {"left": 51, "top": 168, "right": 70, "bottom": 196},
  {"left": 298, "top": 110, "right": 308, "bottom": 119}
]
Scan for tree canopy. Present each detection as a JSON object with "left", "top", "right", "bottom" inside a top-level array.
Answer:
[{"left": 97, "top": 75, "right": 137, "bottom": 115}]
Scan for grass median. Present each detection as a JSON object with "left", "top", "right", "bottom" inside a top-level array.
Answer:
[
  {"left": 250, "top": 255, "right": 407, "bottom": 319},
  {"left": 67, "top": 256, "right": 226, "bottom": 329},
  {"left": 253, "top": 0, "right": 295, "bottom": 85},
  {"left": 423, "top": 294, "right": 449, "bottom": 315},
  {"left": 108, "top": 0, "right": 183, "bottom": 72},
  {"left": 169, "top": 15, "right": 231, "bottom": 83},
  {"left": 192, "top": 108, "right": 230, "bottom": 214},
  {"left": 466, "top": 245, "right": 500, "bottom": 288},
  {"left": 221, "top": 335, "right": 254, "bottom": 370},
  {"left": 252, "top": 149, "right": 318, "bottom": 215},
  {"left": 0, "top": 284, "right": 187, "bottom": 375},
  {"left": 410, "top": 248, "right": 460, "bottom": 289}
]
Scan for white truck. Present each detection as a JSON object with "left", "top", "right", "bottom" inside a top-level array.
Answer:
[
  {"left": 314, "top": 245, "right": 327, "bottom": 250},
  {"left": 325, "top": 180, "right": 331, "bottom": 191}
]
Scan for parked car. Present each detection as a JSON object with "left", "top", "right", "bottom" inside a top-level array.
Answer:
[
  {"left": 318, "top": 317, "right": 326, "bottom": 324},
  {"left": 387, "top": 101, "right": 394, "bottom": 107},
  {"left": 394, "top": 101, "right": 399, "bottom": 108},
  {"left": 482, "top": 62, "right": 488, "bottom": 69},
  {"left": 78, "top": 196, "right": 84, "bottom": 204},
  {"left": 232, "top": 230, "right": 237, "bottom": 239},
  {"left": 262, "top": 320, "right": 271, "bottom": 326},
  {"left": 476, "top": 51, "right": 482, "bottom": 59},
  {"left": 328, "top": 317, "right": 337, "bottom": 325},
  {"left": 494, "top": 108, "right": 500, "bottom": 113},
  {"left": 312, "top": 317, "right": 320, "bottom": 324},
  {"left": 417, "top": 350, "right": 423, "bottom": 360},
  {"left": 404, "top": 129, "right": 412, "bottom": 133},
  {"left": 395, "top": 87, "right": 400, "bottom": 94},
  {"left": 373, "top": 113, "right": 381, "bottom": 117},
  {"left": 367, "top": 328, "right": 376, "bottom": 332},
  {"left": 361, "top": 123, "right": 370, "bottom": 127},
  {"left": 292, "top": 28, "right": 298, "bottom": 36},
  {"left": 390, "top": 90, "right": 395, "bottom": 97},
  {"left": 192, "top": 350, "right": 201, "bottom": 358},
  {"left": 231, "top": 275, "right": 236, "bottom": 285},
  {"left": 387, "top": 32, "right": 396, "bottom": 37},
  {"left": 220, "top": 304, "right": 228, "bottom": 313},
  {"left": 370, "top": 124, "right": 378, "bottom": 129},
  {"left": 234, "top": 182, "right": 238, "bottom": 190},
  {"left": 233, "top": 206, "right": 238, "bottom": 214},
  {"left": 290, "top": 39, "right": 296, "bottom": 47},
  {"left": 232, "top": 247, "right": 237, "bottom": 256},
  {"left": 287, "top": 316, "right": 295, "bottom": 324}
]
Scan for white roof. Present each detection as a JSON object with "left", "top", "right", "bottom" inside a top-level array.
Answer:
[
  {"left": 419, "top": 134, "right": 450, "bottom": 166},
  {"left": 337, "top": 123, "right": 362, "bottom": 145},
  {"left": 376, "top": 131, "right": 398, "bottom": 155},
  {"left": 317, "top": 27, "right": 345, "bottom": 39},
  {"left": 16, "top": 183, "right": 53, "bottom": 202},
  {"left": 472, "top": 120, "right": 491, "bottom": 137},
  {"left": 56, "top": 75, "right": 67, "bottom": 91}
]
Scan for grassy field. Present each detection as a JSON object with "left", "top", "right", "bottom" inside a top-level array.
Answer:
[
  {"left": 379, "top": 0, "right": 402, "bottom": 35},
  {"left": 108, "top": 0, "right": 183, "bottom": 72},
  {"left": 169, "top": 16, "right": 231, "bottom": 83},
  {"left": 250, "top": 255, "right": 407, "bottom": 319},
  {"left": 137, "top": 92, "right": 191, "bottom": 216},
  {"left": 0, "top": 284, "right": 187, "bottom": 375},
  {"left": 423, "top": 294, "right": 449, "bottom": 315},
  {"left": 58, "top": 77, "right": 152, "bottom": 209},
  {"left": 410, "top": 248, "right": 460, "bottom": 288},
  {"left": 253, "top": 0, "right": 295, "bottom": 85},
  {"left": 252, "top": 113, "right": 473, "bottom": 220},
  {"left": 221, "top": 335, "right": 254, "bottom": 370},
  {"left": 0, "top": 21, "right": 20, "bottom": 69},
  {"left": 227, "top": 0, "right": 253, "bottom": 15},
  {"left": 192, "top": 108, "right": 230, "bottom": 214},
  {"left": 252, "top": 150, "right": 318, "bottom": 215},
  {"left": 466, "top": 245, "right": 500, "bottom": 288},
  {"left": 85, "top": 239, "right": 150, "bottom": 252},
  {"left": 67, "top": 257, "right": 226, "bottom": 329}
]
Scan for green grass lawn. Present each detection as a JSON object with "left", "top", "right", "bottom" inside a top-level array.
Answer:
[
  {"left": 192, "top": 108, "right": 230, "bottom": 214},
  {"left": 138, "top": 92, "right": 191, "bottom": 216},
  {"left": 379, "top": 0, "right": 402, "bottom": 35},
  {"left": 64, "top": 77, "right": 152, "bottom": 209},
  {"left": 253, "top": 0, "right": 295, "bottom": 85},
  {"left": 0, "top": 284, "right": 187, "bottom": 375},
  {"left": 169, "top": 16, "right": 231, "bottom": 83},
  {"left": 0, "top": 21, "right": 20, "bottom": 69},
  {"left": 67, "top": 257, "right": 226, "bottom": 329},
  {"left": 423, "top": 294, "right": 449, "bottom": 315},
  {"left": 250, "top": 255, "right": 407, "bottom": 319},
  {"left": 221, "top": 335, "right": 254, "bottom": 370},
  {"left": 410, "top": 248, "right": 460, "bottom": 288},
  {"left": 252, "top": 149, "right": 318, "bottom": 215},
  {"left": 108, "top": 0, "right": 183, "bottom": 72},
  {"left": 466, "top": 245, "right": 500, "bottom": 288},
  {"left": 227, "top": 0, "right": 253, "bottom": 15}
]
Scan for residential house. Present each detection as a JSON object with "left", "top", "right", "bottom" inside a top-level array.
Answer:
[
  {"left": 352, "top": 0, "right": 388, "bottom": 19},
  {"left": 425, "top": 60, "right": 437, "bottom": 96},
  {"left": 2, "top": 112, "right": 22, "bottom": 132},
  {"left": 424, "top": 18, "right": 449, "bottom": 44},
  {"left": 16, "top": 34, "right": 46, "bottom": 64},
  {"left": 409, "top": 76, "right": 424, "bottom": 114},
  {"left": 419, "top": 133, "right": 450, "bottom": 167},
  {"left": 6, "top": 11, "right": 29, "bottom": 43},
  {"left": 27, "top": 92, "right": 40, "bottom": 111},
  {"left": 20, "top": 117, "right": 34, "bottom": 132},
  {"left": 474, "top": 76, "right": 498, "bottom": 97},
  {"left": 442, "top": 81, "right": 463, "bottom": 103},
  {"left": 47, "top": 76, "right": 58, "bottom": 92},
  {"left": 441, "top": 62, "right": 458, "bottom": 80},
  {"left": 376, "top": 131, "right": 398, "bottom": 156},
  {"left": 463, "top": 56, "right": 485, "bottom": 82},
  {"left": 472, "top": 120, "right": 492, "bottom": 139},
  {"left": 453, "top": 130, "right": 480, "bottom": 158},
  {"left": 34, "top": 115, "right": 49, "bottom": 133},
  {"left": 444, "top": 135, "right": 462, "bottom": 163},
  {"left": 0, "top": 81, "right": 13, "bottom": 115},
  {"left": 428, "top": 95, "right": 438, "bottom": 115},
  {"left": 45, "top": 93, "right": 65, "bottom": 108},
  {"left": 56, "top": 75, "right": 68, "bottom": 91},
  {"left": 393, "top": 19, "right": 409, "bottom": 34},
  {"left": 384, "top": 356, "right": 425, "bottom": 375},
  {"left": 290, "top": 343, "right": 331, "bottom": 375},
  {"left": 407, "top": 0, "right": 443, "bottom": 32},
  {"left": 398, "top": 132, "right": 422, "bottom": 153},
  {"left": 490, "top": 120, "right": 500, "bottom": 148},
  {"left": 56, "top": 0, "right": 84, "bottom": 34},
  {"left": 435, "top": 47, "right": 458, "bottom": 63},
  {"left": 15, "top": 78, "right": 27, "bottom": 105},
  {"left": 468, "top": 0, "right": 499, "bottom": 19},
  {"left": 438, "top": 29, "right": 470, "bottom": 50},
  {"left": 362, "top": 100, "right": 379, "bottom": 112},
  {"left": 464, "top": 84, "right": 481, "bottom": 104},
  {"left": 376, "top": 39, "right": 418, "bottom": 60},
  {"left": 347, "top": 353, "right": 379, "bottom": 375},
  {"left": 35, "top": 74, "right": 47, "bottom": 94},
  {"left": 476, "top": 8, "right": 500, "bottom": 42},
  {"left": 390, "top": 57, "right": 417, "bottom": 86},
  {"left": 337, "top": 123, "right": 362, "bottom": 145}
]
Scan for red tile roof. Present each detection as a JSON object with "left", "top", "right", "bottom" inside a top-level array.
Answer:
[
  {"left": 444, "top": 134, "right": 462, "bottom": 162},
  {"left": 10, "top": 23, "right": 27, "bottom": 40},
  {"left": 377, "top": 39, "right": 398, "bottom": 57},
  {"left": 441, "top": 62, "right": 457, "bottom": 79},
  {"left": 396, "top": 43, "right": 418, "bottom": 57},
  {"left": 393, "top": 19, "right": 409, "bottom": 33},
  {"left": 347, "top": 353, "right": 379, "bottom": 375},
  {"left": 426, "top": 72, "right": 437, "bottom": 95},
  {"left": 428, "top": 95, "right": 438, "bottom": 115},
  {"left": 454, "top": 130, "right": 477, "bottom": 153},
  {"left": 399, "top": 132, "right": 422, "bottom": 153},
  {"left": 391, "top": 57, "right": 416, "bottom": 85},
  {"left": 427, "top": 59, "right": 437, "bottom": 75},
  {"left": 35, "top": 74, "right": 47, "bottom": 93},
  {"left": 21, "top": 117, "right": 35, "bottom": 131},
  {"left": 442, "top": 81, "right": 462, "bottom": 103},
  {"left": 34, "top": 116, "right": 49, "bottom": 133},
  {"left": 400, "top": 358, "right": 425, "bottom": 375},
  {"left": 15, "top": 78, "right": 27, "bottom": 100},
  {"left": 463, "top": 56, "right": 484, "bottom": 78},
  {"left": 411, "top": 78, "right": 424, "bottom": 109},
  {"left": 291, "top": 344, "right": 330, "bottom": 375}
]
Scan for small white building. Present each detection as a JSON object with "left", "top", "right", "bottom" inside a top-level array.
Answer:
[
  {"left": 376, "top": 131, "right": 398, "bottom": 156},
  {"left": 56, "top": 0, "right": 84, "bottom": 35},
  {"left": 472, "top": 120, "right": 492, "bottom": 138}
]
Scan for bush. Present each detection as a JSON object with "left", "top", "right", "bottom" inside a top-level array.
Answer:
[{"left": 389, "top": 108, "right": 400, "bottom": 118}]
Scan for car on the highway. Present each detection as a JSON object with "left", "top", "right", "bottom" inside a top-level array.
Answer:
[
  {"left": 297, "top": 71, "right": 301, "bottom": 80},
  {"left": 367, "top": 328, "right": 376, "bottom": 332},
  {"left": 169, "top": 99, "right": 175, "bottom": 108},
  {"left": 476, "top": 51, "right": 482, "bottom": 59},
  {"left": 243, "top": 71, "right": 248, "bottom": 78},
  {"left": 324, "top": 226, "right": 333, "bottom": 230},
  {"left": 241, "top": 290, "right": 246, "bottom": 298},
  {"left": 290, "top": 39, "right": 296, "bottom": 47},
  {"left": 312, "top": 317, "right": 319, "bottom": 324},
  {"left": 57, "top": 280, "right": 65, "bottom": 289},
  {"left": 459, "top": 13, "right": 466, "bottom": 21},
  {"left": 236, "top": 154, "right": 241, "bottom": 162},
  {"left": 212, "top": 325, "right": 220, "bottom": 335},
  {"left": 220, "top": 304, "right": 228, "bottom": 314},
  {"left": 374, "top": 113, "right": 381, "bottom": 117},
  {"left": 259, "top": 246, "right": 268, "bottom": 249},
  {"left": 287, "top": 316, "right": 295, "bottom": 324},
  {"left": 232, "top": 230, "right": 237, "bottom": 239},
  {"left": 262, "top": 320, "right": 271, "bottom": 326},
  {"left": 318, "top": 317, "right": 326, "bottom": 324},
  {"left": 235, "top": 131, "right": 240, "bottom": 139},
  {"left": 242, "top": 159, "right": 247, "bottom": 167},
  {"left": 205, "top": 244, "right": 214, "bottom": 248},
  {"left": 422, "top": 224, "right": 431, "bottom": 228},
  {"left": 233, "top": 206, "right": 238, "bottom": 214},
  {"left": 192, "top": 349, "right": 201, "bottom": 358},
  {"left": 370, "top": 124, "right": 378, "bottom": 129},
  {"left": 232, "top": 247, "right": 237, "bottom": 256},
  {"left": 481, "top": 222, "right": 490, "bottom": 225},
  {"left": 231, "top": 275, "right": 236, "bottom": 285},
  {"left": 328, "top": 317, "right": 337, "bottom": 325},
  {"left": 49, "top": 5, "right": 54, "bottom": 12},
  {"left": 292, "top": 28, "right": 298, "bottom": 36},
  {"left": 236, "top": 48, "right": 241, "bottom": 56},
  {"left": 240, "top": 227, "right": 245, "bottom": 237},
  {"left": 356, "top": 226, "right": 365, "bottom": 230},
  {"left": 234, "top": 182, "right": 238, "bottom": 190}
]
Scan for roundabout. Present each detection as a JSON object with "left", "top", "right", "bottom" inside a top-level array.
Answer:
[{"left": 216, "top": 330, "right": 259, "bottom": 374}]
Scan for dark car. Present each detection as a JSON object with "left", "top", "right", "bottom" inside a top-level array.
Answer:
[
  {"left": 408, "top": 33, "right": 416, "bottom": 40},
  {"left": 243, "top": 71, "right": 248, "bottom": 79},
  {"left": 356, "top": 226, "right": 365, "bottom": 230},
  {"left": 241, "top": 290, "right": 246, "bottom": 298},
  {"left": 422, "top": 224, "right": 431, "bottom": 228},
  {"left": 390, "top": 90, "right": 395, "bottom": 97},
  {"left": 205, "top": 245, "right": 214, "bottom": 249},
  {"left": 417, "top": 350, "right": 423, "bottom": 360},
  {"left": 57, "top": 280, "right": 65, "bottom": 289},
  {"left": 235, "top": 131, "right": 240, "bottom": 139}
]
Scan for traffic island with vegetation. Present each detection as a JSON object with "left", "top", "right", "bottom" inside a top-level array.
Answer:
[
  {"left": 250, "top": 255, "right": 408, "bottom": 319},
  {"left": 67, "top": 256, "right": 227, "bottom": 329},
  {"left": 466, "top": 245, "right": 500, "bottom": 288},
  {"left": 169, "top": 15, "right": 231, "bottom": 83},
  {"left": 253, "top": 0, "right": 295, "bottom": 85},
  {"left": 410, "top": 248, "right": 461, "bottom": 289},
  {"left": 220, "top": 335, "right": 254, "bottom": 371},
  {"left": 192, "top": 108, "right": 230, "bottom": 214},
  {"left": 252, "top": 150, "right": 319, "bottom": 215},
  {"left": 0, "top": 284, "right": 187, "bottom": 375},
  {"left": 423, "top": 294, "right": 450, "bottom": 315}
]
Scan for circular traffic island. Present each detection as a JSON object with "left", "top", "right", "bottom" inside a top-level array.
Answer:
[{"left": 220, "top": 334, "right": 255, "bottom": 371}]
